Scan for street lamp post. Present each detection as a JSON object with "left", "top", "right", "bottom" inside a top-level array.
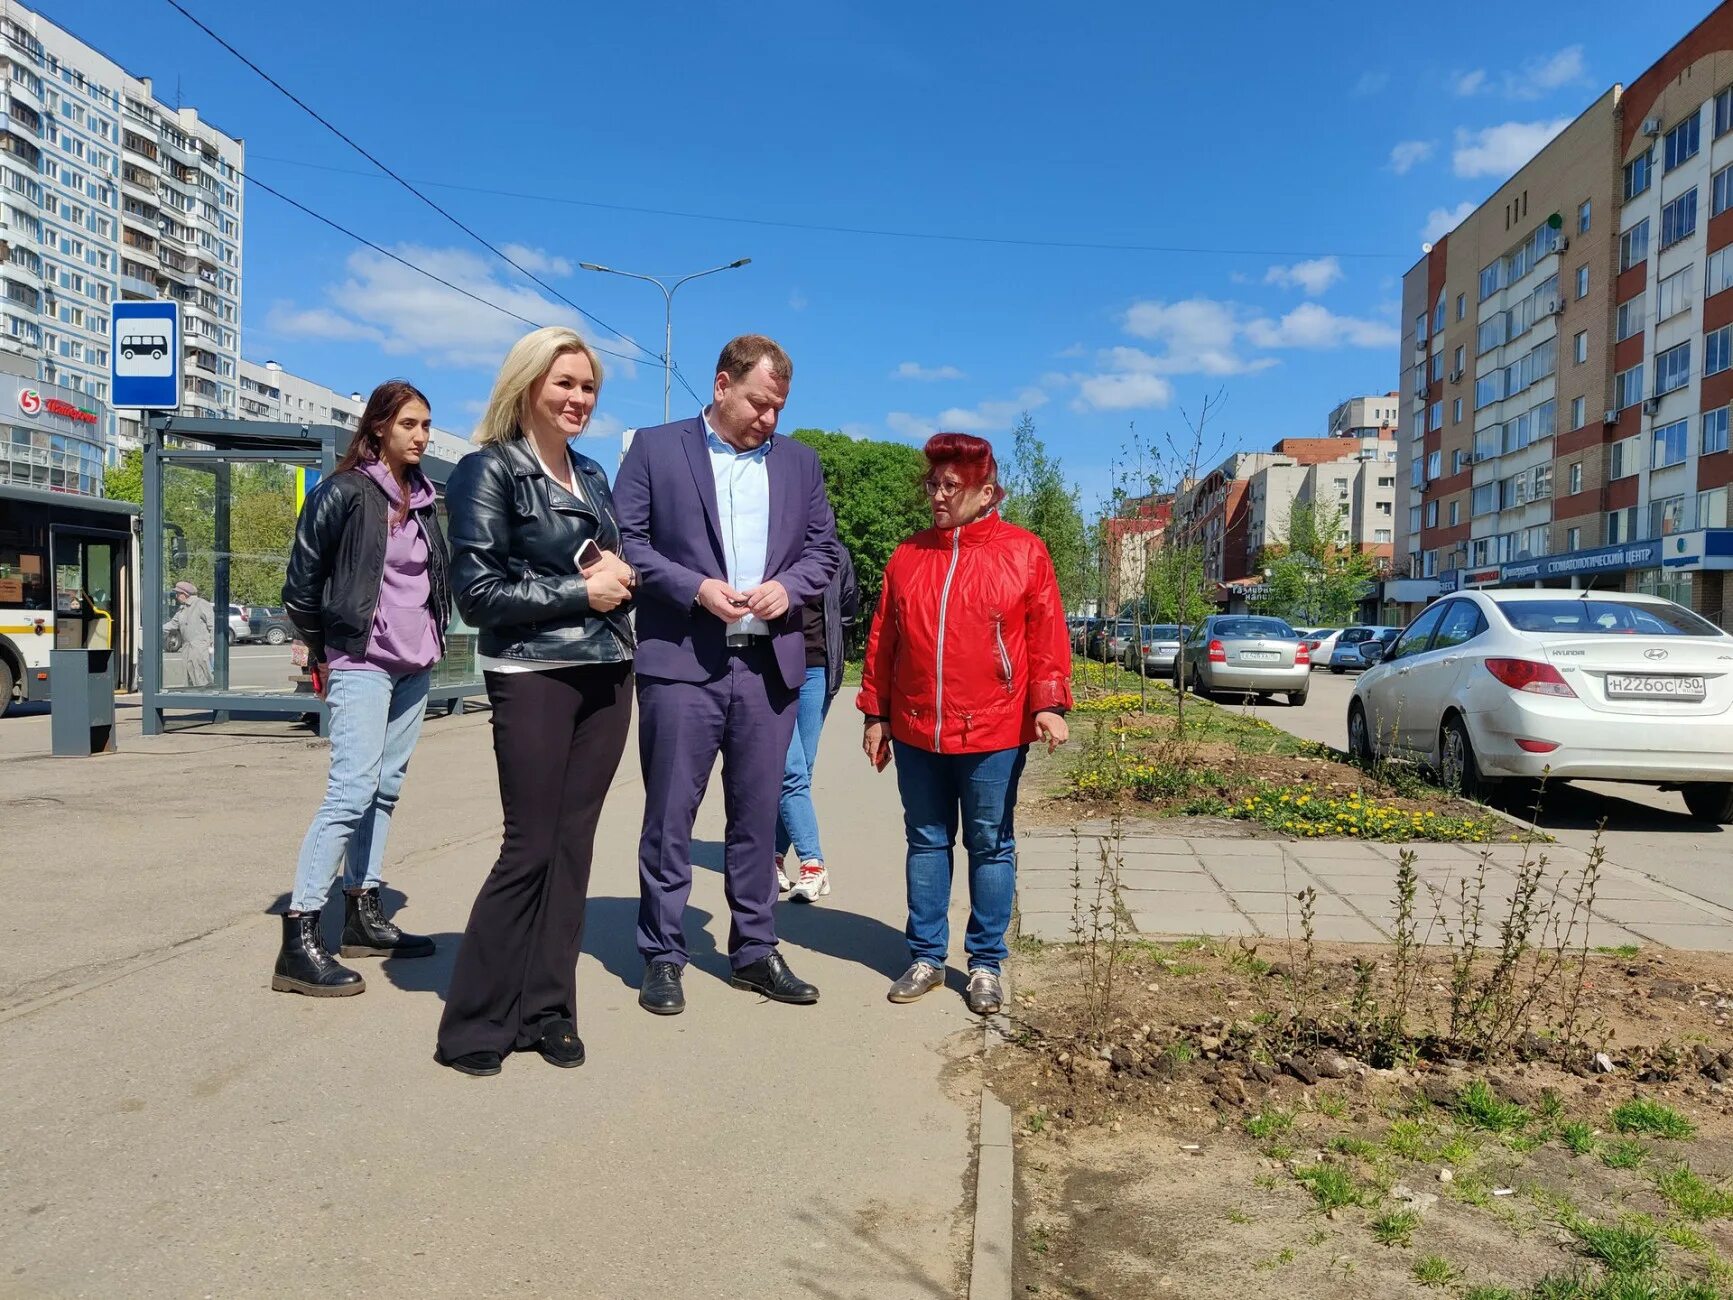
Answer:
[{"left": 576, "top": 258, "right": 751, "bottom": 423}]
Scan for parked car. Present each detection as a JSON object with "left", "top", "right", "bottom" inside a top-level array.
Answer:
[
  {"left": 1086, "top": 620, "right": 1136, "bottom": 663},
  {"left": 1122, "top": 624, "right": 1187, "bottom": 677},
  {"left": 1329, "top": 625, "right": 1400, "bottom": 673},
  {"left": 1352, "top": 626, "right": 1402, "bottom": 667},
  {"left": 1299, "top": 627, "right": 1343, "bottom": 666},
  {"left": 1070, "top": 616, "right": 1100, "bottom": 654},
  {"left": 1174, "top": 615, "right": 1310, "bottom": 706},
  {"left": 246, "top": 605, "right": 297, "bottom": 646},
  {"left": 1346, "top": 590, "right": 1733, "bottom": 821},
  {"left": 227, "top": 603, "right": 249, "bottom": 643}
]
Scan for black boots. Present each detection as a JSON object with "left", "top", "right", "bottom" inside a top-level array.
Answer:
[
  {"left": 340, "top": 888, "right": 435, "bottom": 959},
  {"left": 272, "top": 911, "right": 364, "bottom": 997}
]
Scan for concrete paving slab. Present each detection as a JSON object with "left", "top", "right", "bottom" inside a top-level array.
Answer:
[
  {"left": 1612, "top": 924, "right": 1733, "bottom": 952},
  {"left": 1224, "top": 889, "right": 1364, "bottom": 917},
  {"left": 1583, "top": 898, "right": 1729, "bottom": 926},
  {"left": 1184, "top": 838, "right": 1285, "bottom": 858},
  {"left": 1242, "top": 914, "right": 1391, "bottom": 943},
  {"left": 1132, "top": 911, "right": 1259, "bottom": 938}
]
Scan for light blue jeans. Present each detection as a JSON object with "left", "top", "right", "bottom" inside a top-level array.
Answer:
[
  {"left": 290, "top": 668, "right": 431, "bottom": 913},
  {"left": 775, "top": 666, "right": 832, "bottom": 864},
  {"left": 892, "top": 741, "right": 1027, "bottom": 974}
]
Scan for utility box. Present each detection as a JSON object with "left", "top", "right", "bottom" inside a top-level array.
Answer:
[{"left": 50, "top": 648, "right": 116, "bottom": 757}]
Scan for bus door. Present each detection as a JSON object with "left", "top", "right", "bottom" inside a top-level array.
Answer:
[{"left": 50, "top": 527, "right": 133, "bottom": 693}]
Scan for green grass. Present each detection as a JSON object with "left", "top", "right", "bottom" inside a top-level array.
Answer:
[
  {"left": 1024, "top": 1109, "right": 1048, "bottom": 1135},
  {"left": 1574, "top": 1221, "right": 1661, "bottom": 1274},
  {"left": 1025, "top": 1224, "right": 1051, "bottom": 1255},
  {"left": 1369, "top": 1208, "right": 1419, "bottom": 1246},
  {"left": 1316, "top": 1091, "right": 1349, "bottom": 1120},
  {"left": 1384, "top": 1118, "right": 1437, "bottom": 1161},
  {"left": 1455, "top": 1079, "right": 1531, "bottom": 1133},
  {"left": 1330, "top": 1135, "right": 1379, "bottom": 1158},
  {"left": 1245, "top": 1108, "right": 1295, "bottom": 1141},
  {"left": 1162, "top": 1041, "right": 1196, "bottom": 1065},
  {"left": 1610, "top": 1099, "right": 1695, "bottom": 1141},
  {"left": 1595, "top": 944, "right": 1642, "bottom": 959},
  {"left": 1654, "top": 1164, "right": 1733, "bottom": 1221},
  {"left": 1559, "top": 1121, "right": 1597, "bottom": 1156},
  {"left": 1599, "top": 1139, "right": 1647, "bottom": 1171},
  {"left": 1226, "top": 1208, "right": 1253, "bottom": 1225},
  {"left": 1293, "top": 1163, "right": 1367, "bottom": 1213},
  {"left": 1412, "top": 1254, "right": 1455, "bottom": 1286},
  {"left": 1461, "top": 1288, "right": 1518, "bottom": 1300}
]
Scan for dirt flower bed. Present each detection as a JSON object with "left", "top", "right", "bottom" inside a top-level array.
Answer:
[{"left": 991, "top": 936, "right": 1733, "bottom": 1299}]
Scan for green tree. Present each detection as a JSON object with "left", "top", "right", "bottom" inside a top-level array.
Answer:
[
  {"left": 1001, "top": 412, "right": 1089, "bottom": 609},
  {"left": 1259, "top": 500, "right": 1376, "bottom": 627},
  {"left": 791, "top": 428, "right": 930, "bottom": 616},
  {"left": 1143, "top": 540, "right": 1213, "bottom": 626}
]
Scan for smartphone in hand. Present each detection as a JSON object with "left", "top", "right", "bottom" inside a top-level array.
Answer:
[
  {"left": 309, "top": 660, "right": 327, "bottom": 698},
  {"left": 576, "top": 538, "right": 604, "bottom": 571}
]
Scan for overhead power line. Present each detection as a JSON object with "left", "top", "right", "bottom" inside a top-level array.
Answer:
[
  {"left": 250, "top": 153, "right": 1409, "bottom": 262},
  {"left": 161, "top": 0, "right": 663, "bottom": 366}
]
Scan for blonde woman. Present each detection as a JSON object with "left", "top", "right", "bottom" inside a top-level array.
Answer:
[{"left": 435, "top": 327, "right": 636, "bottom": 1077}]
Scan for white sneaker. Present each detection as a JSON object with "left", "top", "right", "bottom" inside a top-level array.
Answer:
[
  {"left": 775, "top": 855, "right": 792, "bottom": 892},
  {"left": 790, "top": 861, "right": 830, "bottom": 903}
]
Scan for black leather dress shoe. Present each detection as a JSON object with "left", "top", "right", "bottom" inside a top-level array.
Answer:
[
  {"left": 434, "top": 1048, "right": 502, "bottom": 1077},
  {"left": 534, "top": 1019, "right": 586, "bottom": 1068},
  {"left": 730, "top": 951, "right": 819, "bottom": 1005},
  {"left": 639, "top": 960, "right": 686, "bottom": 1015}
]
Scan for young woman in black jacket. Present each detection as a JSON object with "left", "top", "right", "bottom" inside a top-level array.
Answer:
[
  {"left": 434, "top": 326, "right": 636, "bottom": 1077},
  {"left": 275, "top": 379, "right": 450, "bottom": 997}
]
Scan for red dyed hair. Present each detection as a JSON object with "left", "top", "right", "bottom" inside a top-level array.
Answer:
[{"left": 923, "top": 432, "right": 1001, "bottom": 493}]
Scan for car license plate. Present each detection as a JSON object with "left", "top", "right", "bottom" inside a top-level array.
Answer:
[
  {"left": 1605, "top": 673, "right": 1706, "bottom": 701},
  {"left": 1239, "top": 651, "right": 1280, "bottom": 663}
]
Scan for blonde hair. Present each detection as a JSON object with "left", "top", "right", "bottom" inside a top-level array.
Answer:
[{"left": 473, "top": 326, "right": 605, "bottom": 446}]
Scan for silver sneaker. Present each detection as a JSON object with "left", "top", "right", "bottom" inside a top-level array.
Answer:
[
  {"left": 887, "top": 961, "right": 945, "bottom": 1003},
  {"left": 966, "top": 969, "right": 1004, "bottom": 1016}
]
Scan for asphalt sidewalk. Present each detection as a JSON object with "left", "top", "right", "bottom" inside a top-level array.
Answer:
[{"left": 0, "top": 703, "right": 982, "bottom": 1299}]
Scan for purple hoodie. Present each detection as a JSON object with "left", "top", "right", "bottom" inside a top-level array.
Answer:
[{"left": 328, "top": 461, "right": 442, "bottom": 676}]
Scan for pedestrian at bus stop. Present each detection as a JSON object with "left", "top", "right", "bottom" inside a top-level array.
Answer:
[
  {"left": 774, "top": 547, "right": 858, "bottom": 902},
  {"left": 614, "top": 334, "right": 841, "bottom": 1015},
  {"left": 435, "top": 326, "right": 637, "bottom": 1078},
  {"left": 274, "top": 379, "right": 450, "bottom": 997},
  {"left": 165, "top": 580, "right": 214, "bottom": 688},
  {"left": 857, "top": 433, "right": 1072, "bottom": 1015}
]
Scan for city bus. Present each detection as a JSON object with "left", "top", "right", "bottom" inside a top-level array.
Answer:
[{"left": 0, "top": 483, "right": 141, "bottom": 717}]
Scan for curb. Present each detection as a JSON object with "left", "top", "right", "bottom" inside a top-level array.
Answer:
[{"left": 969, "top": 1017, "right": 1015, "bottom": 1300}]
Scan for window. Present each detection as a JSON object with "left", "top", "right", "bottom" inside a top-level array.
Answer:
[
  {"left": 1408, "top": 505, "right": 1421, "bottom": 535},
  {"left": 1611, "top": 434, "right": 1644, "bottom": 478},
  {"left": 1702, "top": 487, "right": 1730, "bottom": 527},
  {"left": 1620, "top": 219, "right": 1650, "bottom": 271},
  {"left": 1717, "top": 165, "right": 1733, "bottom": 217},
  {"left": 1656, "top": 341, "right": 1692, "bottom": 395},
  {"left": 1607, "top": 507, "right": 1640, "bottom": 544},
  {"left": 1566, "top": 527, "right": 1581, "bottom": 550},
  {"left": 1472, "top": 483, "right": 1497, "bottom": 515},
  {"left": 1574, "top": 330, "right": 1588, "bottom": 364},
  {"left": 1665, "top": 113, "right": 1701, "bottom": 172},
  {"left": 1424, "top": 501, "right": 1438, "bottom": 527},
  {"left": 1430, "top": 352, "right": 1444, "bottom": 383},
  {"left": 1573, "top": 265, "right": 1587, "bottom": 300},
  {"left": 1662, "top": 189, "right": 1700, "bottom": 248},
  {"left": 1614, "top": 363, "right": 1645, "bottom": 410},
  {"left": 1718, "top": 85, "right": 1733, "bottom": 137},
  {"left": 1706, "top": 407, "right": 1730, "bottom": 454},
  {"left": 1428, "top": 401, "right": 1443, "bottom": 432},
  {"left": 1433, "top": 296, "right": 1446, "bottom": 334},
  {"left": 1478, "top": 262, "right": 1500, "bottom": 302},
  {"left": 1391, "top": 602, "right": 1447, "bottom": 661},
  {"left": 1416, "top": 311, "right": 1429, "bottom": 343},
  {"left": 1653, "top": 419, "right": 1690, "bottom": 467},
  {"left": 1433, "top": 600, "right": 1488, "bottom": 651},
  {"left": 1452, "top": 397, "right": 1463, "bottom": 424},
  {"left": 1477, "top": 314, "right": 1507, "bottom": 354},
  {"left": 1658, "top": 266, "right": 1695, "bottom": 320},
  {"left": 1452, "top": 449, "right": 1468, "bottom": 475},
  {"left": 1571, "top": 396, "right": 1586, "bottom": 430},
  {"left": 1475, "top": 371, "right": 1505, "bottom": 410},
  {"left": 1710, "top": 325, "right": 1733, "bottom": 378},
  {"left": 1626, "top": 152, "right": 1653, "bottom": 200},
  {"left": 1426, "top": 450, "right": 1442, "bottom": 480},
  {"left": 1453, "top": 345, "right": 1465, "bottom": 374},
  {"left": 1375, "top": 528, "right": 1392, "bottom": 543},
  {"left": 1616, "top": 293, "right": 1645, "bottom": 341},
  {"left": 1448, "top": 501, "right": 1460, "bottom": 527},
  {"left": 1711, "top": 247, "right": 1733, "bottom": 298},
  {"left": 1456, "top": 293, "right": 1466, "bottom": 321},
  {"left": 1569, "top": 462, "right": 1582, "bottom": 494},
  {"left": 1650, "top": 494, "right": 1688, "bottom": 537},
  {"left": 1578, "top": 199, "right": 1591, "bottom": 234}
]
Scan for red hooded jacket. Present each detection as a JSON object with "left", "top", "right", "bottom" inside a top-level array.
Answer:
[{"left": 857, "top": 512, "right": 1073, "bottom": 755}]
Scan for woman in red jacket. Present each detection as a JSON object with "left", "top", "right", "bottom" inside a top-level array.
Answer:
[{"left": 857, "top": 433, "right": 1072, "bottom": 1014}]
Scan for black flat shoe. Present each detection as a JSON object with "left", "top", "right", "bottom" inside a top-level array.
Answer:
[
  {"left": 434, "top": 1049, "right": 501, "bottom": 1077},
  {"left": 534, "top": 1019, "right": 586, "bottom": 1068},
  {"left": 639, "top": 960, "right": 686, "bottom": 1016},
  {"left": 730, "top": 951, "right": 819, "bottom": 1005}
]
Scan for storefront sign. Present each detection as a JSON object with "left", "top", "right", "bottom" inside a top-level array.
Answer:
[
  {"left": 1500, "top": 539, "right": 1663, "bottom": 584},
  {"left": 17, "top": 386, "right": 99, "bottom": 425}
]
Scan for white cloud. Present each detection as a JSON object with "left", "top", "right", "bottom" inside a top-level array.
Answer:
[
  {"left": 267, "top": 244, "right": 643, "bottom": 372},
  {"left": 884, "top": 387, "right": 1047, "bottom": 442},
  {"left": 893, "top": 361, "right": 967, "bottom": 381},
  {"left": 1263, "top": 256, "right": 1344, "bottom": 296},
  {"left": 1242, "top": 303, "right": 1399, "bottom": 350},
  {"left": 1453, "top": 69, "right": 1488, "bottom": 97},
  {"left": 1452, "top": 118, "right": 1571, "bottom": 177},
  {"left": 1075, "top": 372, "right": 1176, "bottom": 411},
  {"left": 885, "top": 412, "right": 934, "bottom": 441},
  {"left": 499, "top": 244, "right": 574, "bottom": 278},
  {"left": 788, "top": 290, "right": 809, "bottom": 311},
  {"left": 1453, "top": 46, "right": 1587, "bottom": 100},
  {"left": 1389, "top": 139, "right": 1435, "bottom": 175},
  {"left": 1122, "top": 298, "right": 1245, "bottom": 374},
  {"left": 1421, "top": 201, "right": 1477, "bottom": 244},
  {"left": 1351, "top": 71, "right": 1389, "bottom": 98}
]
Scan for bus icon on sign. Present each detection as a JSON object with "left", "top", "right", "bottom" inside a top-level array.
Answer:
[{"left": 115, "top": 332, "right": 172, "bottom": 377}]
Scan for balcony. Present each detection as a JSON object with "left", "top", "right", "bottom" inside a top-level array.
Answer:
[
  {"left": 118, "top": 273, "right": 159, "bottom": 301},
  {"left": 120, "top": 164, "right": 158, "bottom": 194}
]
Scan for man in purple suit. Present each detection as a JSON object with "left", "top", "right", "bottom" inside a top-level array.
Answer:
[{"left": 614, "top": 334, "right": 842, "bottom": 1014}]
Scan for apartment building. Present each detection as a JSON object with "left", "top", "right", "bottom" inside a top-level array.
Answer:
[
  {"left": 0, "top": 4, "right": 244, "bottom": 467},
  {"left": 238, "top": 359, "right": 471, "bottom": 464},
  {"left": 1397, "top": 3, "right": 1733, "bottom": 628},
  {"left": 1327, "top": 392, "right": 1401, "bottom": 437}
]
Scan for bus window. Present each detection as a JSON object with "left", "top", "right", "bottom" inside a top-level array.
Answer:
[{"left": 0, "top": 547, "right": 48, "bottom": 610}]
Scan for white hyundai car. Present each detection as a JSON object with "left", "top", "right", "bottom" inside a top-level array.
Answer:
[{"left": 1346, "top": 589, "right": 1733, "bottom": 823}]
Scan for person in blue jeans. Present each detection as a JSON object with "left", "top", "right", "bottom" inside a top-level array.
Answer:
[
  {"left": 775, "top": 549, "right": 857, "bottom": 902},
  {"left": 275, "top": 379, "right": 450, "bottom": 996},
  {"left": 856, "top": 434, "right": 1072, "bottom": 1014}
]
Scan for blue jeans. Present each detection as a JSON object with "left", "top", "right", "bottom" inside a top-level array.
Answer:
[
  {"left": 892, "top": 740, "right": 1028, "bottom": 974},
  {"left": 290, "top": 668, "right": 431, "bottom": 913},
  {"left": 775, "top": 666, "right": 832, "bottom": 863}
]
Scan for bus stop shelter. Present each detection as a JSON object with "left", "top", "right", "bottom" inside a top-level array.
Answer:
[{"left": 140, "top": 414, "right": 483, "bottom": 735}]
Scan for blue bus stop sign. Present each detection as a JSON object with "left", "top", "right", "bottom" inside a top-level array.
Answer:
[{"left": 110, "top": 300, "right": 182, "bottom": 411}]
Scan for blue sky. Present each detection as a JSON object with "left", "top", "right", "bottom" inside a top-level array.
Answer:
[{"left": 68, "top": 0, "right": 1714, "bottom": 505}]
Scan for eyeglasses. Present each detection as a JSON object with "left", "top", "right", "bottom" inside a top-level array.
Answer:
[{"left": 922, "top": 478, "right": 969, "bottom": 499}]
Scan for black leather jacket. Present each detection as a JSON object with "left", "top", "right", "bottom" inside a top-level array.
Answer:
[
  {"left": 445, "top": 438, "right": 634, "bottom": 664},
  {"left": 283, "top": 468, "right": 450, "bottom": 663}
]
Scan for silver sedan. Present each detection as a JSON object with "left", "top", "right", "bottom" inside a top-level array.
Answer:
[
  {"left": 1175, "top": 615, "right": 1311, "bottom": 706},
  {"left": 1123, "top": 623, "right": 1186, "bottom": 676}
]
